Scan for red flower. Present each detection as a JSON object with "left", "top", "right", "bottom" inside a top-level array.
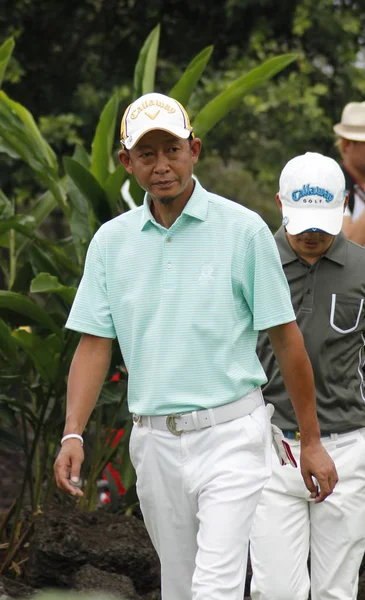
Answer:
[{"left": 110, "top": 373, "right": 121, "bottom": 382}]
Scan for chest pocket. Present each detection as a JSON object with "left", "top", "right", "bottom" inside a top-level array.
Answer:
[{"left": 329, "top": 293, "right": 364, "bottom": 334}]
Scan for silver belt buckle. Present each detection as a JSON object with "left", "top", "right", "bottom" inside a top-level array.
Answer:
[
  {"left": 166, "top": 414, "right": 184, "bottom": 436},
  {"left": 133, "top": 414, "right": 143, "bottom": 427}
]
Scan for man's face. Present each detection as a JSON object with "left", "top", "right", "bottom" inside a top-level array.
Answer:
[
  {"left": 285, "top": 230, "right": 335, "bottom": 263},
  {"left": 119, "top": 130, "right": 201, "bottom": 205},
  {"left": 345, "top": 140, "right": 365, "bottom": 176}
]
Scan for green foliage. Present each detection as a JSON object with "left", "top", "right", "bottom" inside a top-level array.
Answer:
[
  {"left": 0, "top": 37, "right": 14, "bottom": 89},
  {"left": 133, "top": 24, "right": 160, "bottom": 97},
  {"left": 193, "top": 54, "right": 297, "bottom": 139},
  {"left": 90, "top": 92, "right": 120, "bottom": 187},
  {"left": 169, "top": 46, "right": 214, "bottom": 106}
]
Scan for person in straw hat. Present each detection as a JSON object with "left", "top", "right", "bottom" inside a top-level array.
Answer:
[{"left": 333, "top": 101, "right": 365, "bottom": 245}]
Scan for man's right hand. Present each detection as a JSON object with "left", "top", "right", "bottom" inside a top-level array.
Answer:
[{"left": 54, "top": 439, "right": 84, "bottom": 497}]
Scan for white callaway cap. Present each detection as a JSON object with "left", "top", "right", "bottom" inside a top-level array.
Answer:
[
  {"left": 120, "top": 92, "right": 194, "bottom": 150},
  {"left": 278, "top": 152, "right": 346, "bottom": 235}
]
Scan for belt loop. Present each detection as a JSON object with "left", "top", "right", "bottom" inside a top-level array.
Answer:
[
  {"left": 330, "top": 433, "right": 338, "bottom": 441},
  {"left": 207, "top": 408, "right": 216, "bottom": 427},
  {"left": 147, "top": 416, "right": 152, "bottom": 431},
  {"left": 191, "top": 411, "right": 202, "bottom": 431}
]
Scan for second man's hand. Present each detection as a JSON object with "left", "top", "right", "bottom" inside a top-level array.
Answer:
[{"left": 300, "top": 441, "right": 338, "bottom": 503}]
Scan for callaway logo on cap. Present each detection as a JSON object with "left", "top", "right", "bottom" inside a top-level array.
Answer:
[
  {"left": 120, "top": 92, "right": 194, "bottom": 150},
  {"left": 278, "top": 152, "right": 346, "bottom": 235}
]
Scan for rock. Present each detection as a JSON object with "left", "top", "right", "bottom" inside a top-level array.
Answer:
[
  {"left": 0, "top": 575, "right": 37, "bottom": 598},
  {"left": 24, "top": 505, "right": 160, "bottom": 597},
  {"left": 72, "top": 565, "right": 138, "bottom": 599}
]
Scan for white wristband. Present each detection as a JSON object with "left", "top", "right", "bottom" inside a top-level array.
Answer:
[{"left": 61, "top": 433, "right": 84, "bottom": 446}]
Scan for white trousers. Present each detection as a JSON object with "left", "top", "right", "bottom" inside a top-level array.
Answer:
[
  {"left": 129, "top": 402, "right": 271, "bottom": 600},
  {"left": 250, "top": 427, "right": 365, "bottom": 600}
]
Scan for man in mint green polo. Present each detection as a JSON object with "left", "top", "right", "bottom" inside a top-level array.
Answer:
[
  {"left": 250, "top": 152, "right": 365, "bottom": 600},
  {"left": 54, "top": 93, "right": 337, "bottom": 600}
]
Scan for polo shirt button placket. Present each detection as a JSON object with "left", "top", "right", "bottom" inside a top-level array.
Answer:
[{"left": 162, "top": 234, "right": 176, "bottom": 291}]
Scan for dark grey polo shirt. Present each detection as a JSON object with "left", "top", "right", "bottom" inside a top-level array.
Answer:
[{"left": 257, "top": 227, "right": 365, "bottom": 433}]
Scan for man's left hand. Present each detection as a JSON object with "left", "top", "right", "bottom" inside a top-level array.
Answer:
[{"left": 300, "top": 441, "right": 338, "bottom": 503}]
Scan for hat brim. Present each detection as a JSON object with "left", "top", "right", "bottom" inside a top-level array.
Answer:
[
  {"left": 282, "top": 205, "right": 344, "bottom": 235},
  {"left": 333, "top": 123, "right": 365, "bottom": 142},
  {"left": 123, "top": 126, "right": 191, "bottom": 150}
]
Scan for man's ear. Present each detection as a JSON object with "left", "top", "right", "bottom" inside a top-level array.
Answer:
[
  {"left": 276, "top": 193, "right": 283, "bottom": 211},
  {"left": 190, "top": 137, "right": 202, "bottom": 164},
  {"left": 343, "top": 191, "right": 349, "bottom": 211},
  {"left": 118, "top": 149, "right": 133, "bottom": 174}
]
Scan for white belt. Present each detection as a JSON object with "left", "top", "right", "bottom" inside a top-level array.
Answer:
[{"left": 133, "top": 388, "right": 263, "bottom": 436}]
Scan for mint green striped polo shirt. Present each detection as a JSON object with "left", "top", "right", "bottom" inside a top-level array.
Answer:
[{"left": 66, "top": 179, "right": 295, "bottom": 415}]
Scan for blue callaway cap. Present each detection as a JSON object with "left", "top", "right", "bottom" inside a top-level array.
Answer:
[{"left": 279, "top": 152, "right": 346, "bottom": 235}]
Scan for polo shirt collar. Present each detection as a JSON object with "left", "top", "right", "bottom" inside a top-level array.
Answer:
[
  {"left": 140, "top": 177, "right": 208, "bottom": 230},
  {"left": 275, "top": 226, "right": 347, "bottom": 266}
]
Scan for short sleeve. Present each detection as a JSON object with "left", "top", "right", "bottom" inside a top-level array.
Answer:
[
  {"left": 65, "top": 236, "right": 116, "bottom": 338},
  {"left": 241, "top": 224, "right": 296, "bottom": 331}
]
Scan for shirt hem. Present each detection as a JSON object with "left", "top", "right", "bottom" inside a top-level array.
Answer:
[{"left": 65, "top": 322, "right": 116, "bottom": 339}]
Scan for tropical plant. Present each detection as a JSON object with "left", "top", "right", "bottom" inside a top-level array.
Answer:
[{"left": 0, "top": 24, "right": 297, "bottom": 574}]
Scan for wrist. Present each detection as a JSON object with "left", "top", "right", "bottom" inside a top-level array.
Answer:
[{"left": 61, "top": 433, "right": 84, "bottom": 446}]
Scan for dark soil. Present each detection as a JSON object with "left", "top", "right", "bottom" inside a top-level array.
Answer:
[{"left": 1, "top": 448, "right": 365, "bottom": 599}]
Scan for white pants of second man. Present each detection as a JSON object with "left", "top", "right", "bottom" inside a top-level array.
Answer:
[
  {"left": 129, "top": 401, "right": 271, "bottom": 600},
  {"left": 250, "top": 427, "right": 365, "bottom": 600}
]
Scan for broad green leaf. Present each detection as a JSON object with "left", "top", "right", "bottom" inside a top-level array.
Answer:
[
  {"left": 0, "top": 135, "right": 21, "bottom": 158},
  {"left": 0, "top": 188, "right": 13, "bottom": 217},
  {"left": 0, "top": 216, "right": 35, "bottom": 236},
  {"left": 30, "top": 273, "right": 76, "bottom": 305},
  {"left": 133, "top": 24, "right": 160, "bottom": 97},
  {"left": 0, "top": 318, "right": 18, "bottom": 363},
  {"left": 0, "top": 374, "right": 22, "bottom": 384},
  {"left": 42, "top": 242, "right": 82, "bottom": 278},
  {"left": 0, "top": 291, "right": 63, "bottom": 338},
  {"left": 10, "top": 260, "right": 34, "bottom": 294},
  {"left": 0, "top": 91, "right": 58, "bottom": 173},
  {"left": 169, "top": 46, "right": 214, "bottom": 106},
  {"left": 0, "top": 37, "right": 15, "bottom": 89},
  {"left": 73, "top": 143, "right": 91, "bottom": 169},
  {"left": 30, "top": 245, "right": 63, "bottom": 280},
  {"left": 104, "top": 164, "right": 128, "bottom": 213},
  {"left": 0, "top": 218, "right": 81, "bottom": 279},
  {"left": 128, "top": 175, "right": 144, "bottom": 207},
  {"left": 63, "top": 157, "right": 111, "bottom": 223},
  {"left": 15, "top": 188, "right": 59, "bottom": 258},
  {"left": 0, "top": 217, "right": 36, "bottom": 251},
  {"left": 67, "top": 174, "right": 94, "bottom": 262},
  {"left": 0, "top": 188, "right": 13, "bottom": 246},
  {"left": 193, "top": 54, "right": 298, "bottom": 139},
  {"left": 91, "top": 92, "right": 120, "bottom": 186},
  {"left": 0, "top": 92, "right": 67, "bottom": 212},
  {"left": 12, "top": 329, "right": 62, "bottom": 383},
  {"left": 0, "top": 216, "right": 37, "bottom": 264},
  {"left": 30, "top": 187, "right": 61, "bottom": 229}
]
